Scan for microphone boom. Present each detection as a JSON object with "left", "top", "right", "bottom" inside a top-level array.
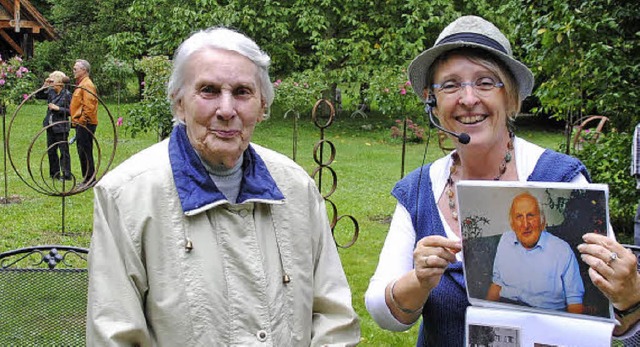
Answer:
[{"left": 424, "top": 102, "right": 471, "bottom": 145}]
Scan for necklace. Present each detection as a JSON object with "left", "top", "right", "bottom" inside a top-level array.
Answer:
[{"left": 445, "top": 133, "right": 514, "bottom": 220}]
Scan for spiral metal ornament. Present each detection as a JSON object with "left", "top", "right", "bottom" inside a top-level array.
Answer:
[
  {"left": 310, "top": 99, "right": 359, "bottom": 248},
  {"left": 4, "top": 84, "right": 118, "bottom": 233}
]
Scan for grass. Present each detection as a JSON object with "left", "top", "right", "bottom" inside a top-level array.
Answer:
[{"left": 0, "top": 102, "right": 566, "bottom": 345}]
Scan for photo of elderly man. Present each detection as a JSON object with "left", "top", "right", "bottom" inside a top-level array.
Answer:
[{"left": 485, "top": 192, "right": 585, "bottom": 314}]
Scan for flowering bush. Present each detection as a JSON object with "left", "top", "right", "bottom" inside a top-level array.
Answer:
[
  {"left": 390, "top": 118, "right": 426, "bottom": 143},
  {"left": 367, "top": 66, "right": 422, "bottom": 118},
  {"left": 0, "top": 55, "right": 32, "bottom": 109},
  {"left": 273, "top": 70, "right": 326, "bottom": 116}
]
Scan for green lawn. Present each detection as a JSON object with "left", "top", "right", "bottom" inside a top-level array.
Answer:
[{"left": 0, "top": 102, "right": 566, "bottom": 345}]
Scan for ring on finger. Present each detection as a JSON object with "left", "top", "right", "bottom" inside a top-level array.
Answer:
[{"left": 607, "top": 251, "right": 618, "bottom": 266}]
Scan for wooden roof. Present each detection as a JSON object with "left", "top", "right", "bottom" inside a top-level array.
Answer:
[{"left": 0, "top": 0, "right": 58, "bottom": 57}]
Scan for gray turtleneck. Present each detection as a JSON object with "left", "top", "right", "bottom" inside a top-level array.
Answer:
[{"left": 201, "top": 153, "right": 244, "bottom": 203}]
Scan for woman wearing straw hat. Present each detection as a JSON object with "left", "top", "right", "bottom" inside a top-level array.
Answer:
[{"left": 365, "top": 15, "right": 640, "bottom": 346}]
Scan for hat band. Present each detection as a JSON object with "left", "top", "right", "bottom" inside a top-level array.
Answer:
[{"left": 436, "top": 32, "right": 508, "bottom": 55}]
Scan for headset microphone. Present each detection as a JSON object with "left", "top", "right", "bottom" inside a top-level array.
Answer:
[{"left": 424, "top": 97, "right": 471, "bottom": 145}]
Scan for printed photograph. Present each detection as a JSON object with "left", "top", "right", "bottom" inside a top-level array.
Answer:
[
  {"left": 467, "top": 323, "right": 520, "bottom": 347},
  {"left": 457, "top": 181, "right": 611, "bottom": 319}
]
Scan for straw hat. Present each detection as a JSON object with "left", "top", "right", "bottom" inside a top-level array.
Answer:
[{"left": 407, "top": 15, "right": 534, "bottom": 101}]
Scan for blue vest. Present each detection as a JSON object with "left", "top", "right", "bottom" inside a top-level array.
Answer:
[{"left": 391, "top": 149, "right": 590, "bottom": 347}]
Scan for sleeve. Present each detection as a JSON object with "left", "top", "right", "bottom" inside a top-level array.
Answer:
[
  {"left": 364, "top": 203, "right": 418, "bottom": 332},
  {"left": 563, "top": 248, "right": 585, "bottom": 305},
  {"left": 57, "top": 91, "right": 71, "bottom": 116},
  {"left": 309, "top": 185, "right": 361, "bottom": 346},
  {"left": 85, "top": 185, "right": 153, "bottom": 347},
  {"left": 615, "top": 323, "right": 640, "bottom": 342},
  {"left": 70, "top": 88, "right": 83, "bottom": 122},
  {"left": 82, "top": 85, "right": 99, "bottom": 122}
]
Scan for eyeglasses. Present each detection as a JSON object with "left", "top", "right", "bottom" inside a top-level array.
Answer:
[{"left": 432, "top": 77, "right": 504, "bottom": 97}]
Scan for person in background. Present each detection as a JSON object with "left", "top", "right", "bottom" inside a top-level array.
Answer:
[
  {"left": 70, "top": 59, "right": 98, "bottom": 188},
  {"left": 486, "top": 192, "right": 584, "bottom": 313},
  {"left": 85, "top": 27, "right": 360, "bottom": 346},
  {"left": 37, "top": 71, "right": 72, "bottom": 181},
  {"left": 364, "top": 15, "right": 640, "bottom": 346}
]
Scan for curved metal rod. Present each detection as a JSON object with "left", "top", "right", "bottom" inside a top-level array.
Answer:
[
  {"left": 333, "top": 214, "right": 360, "bottom": 249},
  {"left": 6, "top": 84, "right": 117, "bottom": 197},
  {"left": 312, "top": 139, "right": 336, "bottom": 166},
  {"left": 311, "top": 99, "right": 335, "bottom": 129}
]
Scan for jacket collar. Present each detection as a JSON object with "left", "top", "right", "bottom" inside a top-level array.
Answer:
[{"left": 169, "top": 124, "right": 284, "bottom": 216}]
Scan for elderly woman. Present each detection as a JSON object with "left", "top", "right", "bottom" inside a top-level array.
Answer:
[
  {"left": 365, "top": 15, "right": 640, "bottom": 346},
  {"left": 86, "top": 27, "right": 360, "bottom": 346},
  {"left": 37, "top": 71, "right": 72, "bottom": 181}
]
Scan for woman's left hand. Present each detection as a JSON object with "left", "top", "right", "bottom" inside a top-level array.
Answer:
[{"left": 578, "top": 233, "right": 640, "bottom": 311}]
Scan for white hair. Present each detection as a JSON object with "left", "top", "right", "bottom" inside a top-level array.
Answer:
[{"left": 167, "top": 27, "right": 274, "bottom": 121}]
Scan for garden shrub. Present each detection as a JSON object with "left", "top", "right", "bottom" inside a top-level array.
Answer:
[
  {"left": 572, "top": 130, "right": 636, "bottom": 241},
  {"left": 126, "top": 56, "right": 172, "bottom": 140},
  {"left": 0, "top": 56, "right": 37, "bottom": 107},
  {"left": 365, "top": 66, "right": 430, "bottom": 143},
  {"left": 272, "top": 70, "right": 327, "bottom": 118},
  {"left": 390, "top": 118, "right": 425, "bottom": 143}
]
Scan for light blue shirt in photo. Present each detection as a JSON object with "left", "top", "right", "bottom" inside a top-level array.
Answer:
[{"left": 492, "top": 230, "right": 585, "bottom": 310}]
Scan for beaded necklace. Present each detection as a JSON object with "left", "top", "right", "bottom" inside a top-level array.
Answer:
[{"left": 445, "top": 133, "right": 514, "bottom": 221}]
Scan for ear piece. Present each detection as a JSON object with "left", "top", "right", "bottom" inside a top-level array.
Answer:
[{"left": 426, "top": 95, "right": 437, "bottom": 108}]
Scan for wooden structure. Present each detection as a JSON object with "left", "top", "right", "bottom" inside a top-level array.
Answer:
[
  {"left": 572, "top": 115, "right": 609, "bottom": 152},
  {"left": 0, "top": 0, "right": 58, "bottom": 59}
]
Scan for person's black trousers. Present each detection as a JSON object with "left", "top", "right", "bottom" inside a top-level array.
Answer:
[
  {"left": 76, "top": 123, "right": 97, "bottom": 184},
  {"left": 46, "top": 129, "right": 71, "bottom": 179}
]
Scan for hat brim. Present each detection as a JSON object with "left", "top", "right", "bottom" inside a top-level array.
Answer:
[{"left": 408, "top": 42, "right": 534, "bottom": 102}]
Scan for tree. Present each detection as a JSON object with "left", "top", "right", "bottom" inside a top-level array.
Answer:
[{"left": 502, "top": 0, "right": 640, "bottom": 148}]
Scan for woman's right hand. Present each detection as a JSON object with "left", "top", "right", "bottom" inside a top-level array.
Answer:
[{"left": 413, "top": 235, "right": 461, "bottom": 290}]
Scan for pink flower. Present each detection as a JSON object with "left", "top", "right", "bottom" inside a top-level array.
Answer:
[
  {"left": 405, "top": 81, "right": 411, "bottom": 86},
  {"left": 0, "top": 79, "right": 5, "bottom": 86},
  {"left": 141, "top": 81, "right": 146, "bottom": 86},
  {"left": 116, "top": 117, "right": 123, "bottom": 126},
  {"left": 22, "top": 94, "right": 28, "bottom": 100},
  {"left": 400, "top": 88, "right": 407, "bottom": 95}
]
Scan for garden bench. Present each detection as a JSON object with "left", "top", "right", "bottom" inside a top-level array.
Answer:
[{"left": 0, "top": 245, "right": 89, "bottom": 345}]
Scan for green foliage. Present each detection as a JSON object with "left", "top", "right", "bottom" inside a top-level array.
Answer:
[
  {"left": 503, "top": 0, "right": 640, "bottom": 131},
  {"left": 573, "top": 131, "right": 636, "bottom": 238},
  {"left": 366, "top": 66, "right": 422, "bottom": 119},
  {"left": 100, "top": 55, "right": 137, "bottom": 102},
  {"left": 272, "top": 70, "right": 327, "bottom": 116},
  {"left": 26, "top": 0, "right": 640, "bottom": 136},
  {"left": 126, "top": 56, "right": 172, "bottom": 140}
]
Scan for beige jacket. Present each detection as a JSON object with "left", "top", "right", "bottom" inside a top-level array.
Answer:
[{"left": 86, "top": 136, "right": 360, "bottom": 346}]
